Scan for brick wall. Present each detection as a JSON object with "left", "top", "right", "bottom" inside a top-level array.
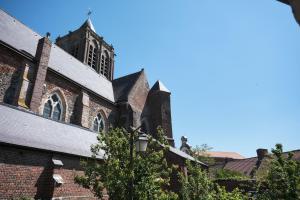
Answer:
[
  {"left": 0, "top": 45, "right": 23, "bottom": 104},
  {"left": 44, "top": 71, "right": 116, "bottom": 130},
  {"left": 0, "top": 145, "right": 99, "bottom": 200},
  {"left": 89, "top": 95, "right": 115, "bottom": 131},
  {"left": 43, "top": 71, "right": 81, "bottom": 123},
  {"left": 127, "top": 70, "right": 149, "bottom": 128}
]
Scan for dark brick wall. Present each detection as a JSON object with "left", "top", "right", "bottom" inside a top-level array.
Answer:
[
  {"left": 146, "top": 91, "right": 174, "bottom": 146},
  {"left": 89, "top": 95, "right": 116, "bottom": 131},
  {"left": 0, "top": 45, "right": 24, "bottom": 104},
  {"left": 0, "top": 145, "right": 98, "bottom": 200},
  {"left": 127, "top": 70, "right": 149, "bottom": 128},
  {"left": 44, "top": 71, "right": 116, "bottom": 130}
]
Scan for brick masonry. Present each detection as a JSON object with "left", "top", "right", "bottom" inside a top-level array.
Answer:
[
  {"left": 0, "top": 145, "right": 99, "bottom": 200},
  {"left": 89, "top": 94, "right": 116, "bottom": 131},
  {"left": 43, "top": 70, "right": 80, "bottom": 123},
  {"left": 0, "top": 45, "right": 23, "bottom": 104},
  {"left": 30, "top": 37, "right": 52, "bottom": 113}
]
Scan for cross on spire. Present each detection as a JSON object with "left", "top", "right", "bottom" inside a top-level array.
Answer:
[{"left": 87, "top": 9, "right": 92, "bottom": 18}]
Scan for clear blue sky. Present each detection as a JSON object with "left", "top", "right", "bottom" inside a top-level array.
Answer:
[{"left": 1, "top": 0, "right": 299, "bottom": 157}]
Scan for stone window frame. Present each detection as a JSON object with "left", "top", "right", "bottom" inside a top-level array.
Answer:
[
  {"left": 43, "top": 93, "right": 63, "bottom": 121},
  {"left": 40, "top": 88, "right": 68, "bottom": 122},
  {"left": 91, "top": 110, "right": 107, "bottom": 133}
]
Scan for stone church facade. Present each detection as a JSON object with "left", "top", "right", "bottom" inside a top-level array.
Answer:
[{"left": 0, "top": 9, "right": 204, "bottom": 199}]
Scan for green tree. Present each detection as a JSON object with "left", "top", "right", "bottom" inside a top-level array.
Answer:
[
  {"left": 192, "top": 144, "right": 215, "bottom": 166},
  {"left": 179, "top": 159, "right": 247, "bottom": 200},
  {"left": 75, "top": 127, "right": 178, "bottom": 200},
  {"left": 257, "top": 144, "right": 300, "bottom": 200}
]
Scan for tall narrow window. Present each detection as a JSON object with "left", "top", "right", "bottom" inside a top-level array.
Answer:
[
  {"left": 87, "top": 45, "right": 93, "bottom": 67},
  {"left": 100, "top": 51, "right": 110, "bottom": 79},
  {"left": 87, "top": 44, "right": 98, "bottom": 71},
  {"left": 93, "top": 113, "right": 105, "bottom": 133},
  {"left": 43, "top": 93, "right": 63, "bottom": 121}
]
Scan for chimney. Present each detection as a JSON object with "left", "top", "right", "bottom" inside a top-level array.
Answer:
[{"left": 256, "top": 148, "right": 268, "bottom": 160}]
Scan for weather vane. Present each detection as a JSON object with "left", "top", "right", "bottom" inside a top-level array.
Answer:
[{"left": 87, "top": 8, "right": 92, "bottom": 18}]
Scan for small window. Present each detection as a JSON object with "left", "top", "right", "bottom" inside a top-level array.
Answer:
[
  {"left": 93, "top": 113, "right": 105, "bottom": 133},
  {"left": 43, "top": 93, "right": 63, "bottom": 121}
]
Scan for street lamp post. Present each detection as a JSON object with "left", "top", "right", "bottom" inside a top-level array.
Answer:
[{"left": 128, "top": 126, "right": 149, "bottom": 200}]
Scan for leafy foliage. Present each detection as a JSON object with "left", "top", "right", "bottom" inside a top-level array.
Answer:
[
  {"left": 75, "top": 127, "right": 178, "bottom": 200},
  {"left": 179, "top": 159, "right": 247, "bottom": 200},
  {"left": 257, "top": 144, "right": 300, "bottom": 200},
  {"left": 179, "top": 161, "right": 215, "bottom": 200},
  {"left": 192, "top": 144, "right": 215, "bottom": 166},
  {"left": 215, "top": 169, "right": 248, "bottom": 180}
]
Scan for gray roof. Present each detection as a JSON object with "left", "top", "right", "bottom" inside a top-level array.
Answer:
[
  {"left": 0, "top": 9, "right": 115, "bottom": 103},
  {"left": 150, "top": 80, "right": 171, "bottom": 93},
  {"left": 81, "top": 18, "right": 96, "bottom": 33},
  {"left": 169, "top": 146, "right": 207, "bottom": 166},
  {"left": 48, "top": 45, "right": 115, "bottom": 102},
  {"left": 0, "top": 104, "right": 104, "bottom": 158}
]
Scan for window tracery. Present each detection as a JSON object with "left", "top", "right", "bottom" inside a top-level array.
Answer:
[
  {"left": 93, "top": 113, "right": 105, "bottom": 133},
  {"left": 43, "top": 93, "right": 63, "bottom": 121}
]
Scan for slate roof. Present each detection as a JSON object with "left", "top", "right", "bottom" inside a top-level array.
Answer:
[
  {"left": 169, "top": 146, "right": 207, "bottom": 166},
  {"left": 150, "top": 80, "right": 171, "bottom": 93},
  {"left": 0, "top": 9, "right": 115, "bottom": 103},
  {"left": 81, "top": 18, "right": 96, "bottom": 33},
  {"left": 112, "top": 70, "right": 143, "bottom": 102},
  {"left": 0, "top": 104, "right": 104, "bottom": 158}
]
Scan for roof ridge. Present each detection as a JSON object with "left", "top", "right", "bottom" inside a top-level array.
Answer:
[{"left": 113, "top": 70, "right": 142, "bottom": 82}]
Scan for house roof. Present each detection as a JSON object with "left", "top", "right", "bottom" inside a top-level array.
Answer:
[
  {"left": 223, "top": 157, "right": 258, "bottom": 176},
  {"left": 206, "top": 151, "right": 245, "bottom": 159},
  {"left": 112, "top": 70, "right": 143, "bottom": 102},
  {"left": 0, "top": 9, "right": 115, "bottom": 103},
  {"left": 0, "top": 103, "right": 104, "bottom": 159},
  {"left": 223, "top": 150, "right": 300, "bottom": 177}
]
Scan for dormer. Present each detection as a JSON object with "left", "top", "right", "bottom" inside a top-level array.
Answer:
[{"left": 56, "top": 18, "right": 115, "bottom": 81}]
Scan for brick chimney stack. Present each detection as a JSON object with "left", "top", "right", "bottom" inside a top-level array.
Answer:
[{"left": 256, "top": 148, "right": 268, "bottom": 161}]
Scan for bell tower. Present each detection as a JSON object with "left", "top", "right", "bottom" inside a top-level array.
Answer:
[{"left": 56, "top": 17, "right": 115, "bottom": 81}]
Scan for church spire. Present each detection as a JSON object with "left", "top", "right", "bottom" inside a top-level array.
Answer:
[{"left": 81, "top": 9, "right": 96, "bottom": 33}]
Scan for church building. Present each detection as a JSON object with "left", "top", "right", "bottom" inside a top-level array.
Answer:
[{"left": 0, "top": 9, "right": 204, "bottom": 199}]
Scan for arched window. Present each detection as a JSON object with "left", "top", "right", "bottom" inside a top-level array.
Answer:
[
  {"left": 43, "top": 93, "right": 63, "bottom": 121},
  {"left": 100, "top": 51, "right": 110, "bottom": 78},
  {"left": 93, "top": 113, "right": 105, "bottom": 133},
  {"left": 88, "top": 44, "right": 97, "bottom": 71}
]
